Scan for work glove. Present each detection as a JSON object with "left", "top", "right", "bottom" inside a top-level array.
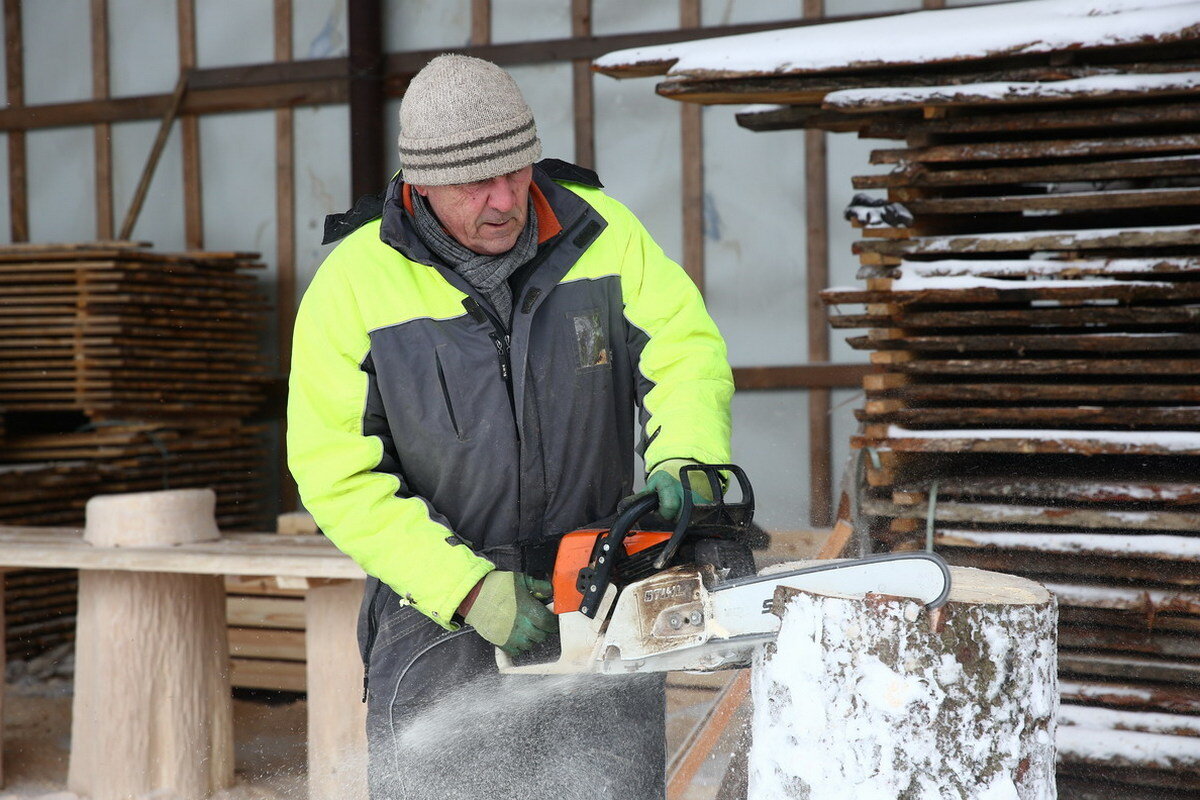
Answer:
[
  {"left": 622, "top": 458, "right": 716, "bottom": 522},
  {"left": 464, "top": 570, "right": 558, "bottom": 656}
]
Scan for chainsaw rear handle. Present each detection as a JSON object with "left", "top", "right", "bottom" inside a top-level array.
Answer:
[
  {"left": 577, "top": 464, "right": 755, "bottom": 618},
  {"left": 577, "top": 492, "right": 659, "bottom": 618},
  {"left": 653, "top": 463, "right": 754, "bottom": 570}
]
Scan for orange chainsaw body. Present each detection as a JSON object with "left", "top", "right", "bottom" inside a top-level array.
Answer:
[{"left": 552, "top": 528, "right": 672, "bottom": 614}]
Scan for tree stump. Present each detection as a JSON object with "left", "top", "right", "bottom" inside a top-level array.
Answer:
[
  {"left": 749, "top": 565, "right": 1057, "bottom": 800},
  {"left": 68, "top": 489, "right": 234, "bottom": 800}
]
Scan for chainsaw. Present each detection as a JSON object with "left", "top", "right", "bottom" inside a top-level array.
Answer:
[{"left": 497, "top": 464, "right": 951, "bottom": 675}]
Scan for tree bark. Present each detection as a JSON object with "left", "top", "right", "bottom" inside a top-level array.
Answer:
[
  {"left": 749, "top": 566, "right": 1057, "bottom": 799},
  {"left": 68, "top": 489, "right": 234, "bottom": 800}
]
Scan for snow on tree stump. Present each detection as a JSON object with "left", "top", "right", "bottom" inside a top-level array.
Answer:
[
  {"left": 68, "top": 489, "right": 234, "bottom": 800},
  {"left": 749, "top": 565, "right": 1057, "bottom": 800}
]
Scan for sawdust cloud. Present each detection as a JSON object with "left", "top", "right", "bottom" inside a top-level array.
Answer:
[{"left": 377, "top": 672, "right": 663, "bottom": 800}]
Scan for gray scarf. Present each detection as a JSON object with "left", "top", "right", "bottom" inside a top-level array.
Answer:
[{"left": 410, "top": 190, "right": 539, "bottom": 327}]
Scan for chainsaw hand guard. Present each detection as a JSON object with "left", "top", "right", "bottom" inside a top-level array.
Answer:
[{"left": 653, "top": 463, "right": 754, "bottom": 570}]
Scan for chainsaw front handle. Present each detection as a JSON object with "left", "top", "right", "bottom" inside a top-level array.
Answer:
[{"left": 577, "top": 493, "right": 659, "bottom": 618}]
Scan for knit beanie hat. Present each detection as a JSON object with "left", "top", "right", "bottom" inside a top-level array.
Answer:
[{"left": 398, "top": 54, "right": 542, "bottom": 186}]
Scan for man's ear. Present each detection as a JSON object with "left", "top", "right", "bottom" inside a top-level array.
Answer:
[{"left": 413, "top": 185, "right": 429, "bottom": 197}]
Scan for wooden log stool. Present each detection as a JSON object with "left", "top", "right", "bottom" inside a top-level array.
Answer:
[
  {"left": 749, "top": 566, "right": 1057, "bottom": 799},
  {"left": 68, "top": 489, "right": 234, "bottom": 800},
  {"left": 306, "top": 579, "right": 368, "bottom": 800}
]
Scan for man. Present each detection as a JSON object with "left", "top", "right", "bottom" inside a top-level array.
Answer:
[{"left": 288, "top": 54, "right": 733, "bottom": 798}]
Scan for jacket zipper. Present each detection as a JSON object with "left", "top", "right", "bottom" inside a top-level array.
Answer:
[{"left": 463, "top": 297, "right": 520, "bottom": 443}]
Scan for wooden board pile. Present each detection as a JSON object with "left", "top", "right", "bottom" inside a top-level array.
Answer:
[
  {"left": 595, "top": 2, "right": 1200, "bottom": 796},
  {"left": 0, "top": 242, "right": 272, "bottom": 661},
  {"left": 0, "top": 241, "right": 268, "bottom": 420}
]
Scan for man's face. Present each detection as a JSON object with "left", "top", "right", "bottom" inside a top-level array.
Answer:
[{"left": 414, "top": 166, "right": 534, "bottom": 256}]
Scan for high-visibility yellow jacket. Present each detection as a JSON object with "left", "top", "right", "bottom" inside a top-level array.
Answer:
[{"left": 288, "top": 160, "right": 733, "bottom": 629}]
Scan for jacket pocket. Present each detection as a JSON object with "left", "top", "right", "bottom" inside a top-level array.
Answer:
[
  {"left": 569, "top": 308, "right": 612, "bottom": 372},
  {"left": 434, "top": 346, "right": 464, "bottom": 440}
]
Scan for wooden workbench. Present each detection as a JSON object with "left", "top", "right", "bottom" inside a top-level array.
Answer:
[{"left": 0, "top": 521, "right": 367, "bottom": 800}]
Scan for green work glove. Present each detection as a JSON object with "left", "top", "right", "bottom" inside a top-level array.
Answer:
[
  {"left": 625, "top": 458, "right": 716, "bottom": 522},
  {"left": 464, "top": 571, "right": 557, "bottom": 656}
]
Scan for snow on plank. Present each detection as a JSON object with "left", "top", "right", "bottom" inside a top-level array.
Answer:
[
  {"left": 1060, "top": 705, "right": 1200, "bottom": 738},
  {"left": 593, "top": 0, "right": 1200, "bottom": 80},
  {"left": 832, "top": 305, "right": 1200, "bottom": 330},
  {"left": 902, "top": 186, "right": 1200, "bottom": 216},
  {"left": 894, "top": 476, "right": 1200, "bottom": 505},
  {"left": 874, "top": 499, "right": 1200, "bottom": 532},
  {"left": 880, "top": 383, "right": 1200, "bottom": 405},
  {"left": 822, "top": 277, "right": 1192, "bottom": 305},
  {"left": 863, "top": 406, "right": 1200, "bottom": 429},
  {"left": 1042, "top": 581, "right": 1200, "bottom": 615},
  {"left": 1057, "top": 725, "right": 1200, "bottom": 773},
  {"left": 824, "top": 70, "right": 1200, "bottom": 113},
  {"left": 1057, "top": 651, "right": 1200, "bottom": 686},
  {"left": 893, "top": 257, "right": 1200, "bottom": 279},
  {"left": 935, "top": 530, "right": 1200, "bottom": 558},
  {"left": 861, "top": 427, "right": 1200, "bottom": 456},
  {"left": 851, "top": 332, "right": 1200, "bottom": 354},
  {"left": 891, "top": 358, "right": 1200, "bottom": 376},
  {"left": 870, "top": 132, "right": 1200, "bottom": 165},
  {"left": 1061, "top": 680, "right": 1200, "bottom": 714},
  {"left": 856, "top": 152, "right": 1200, "bottom": 190},
  {"left": 905, "top": 100, "right": 1200, "bottom": 138},
  {"left": 853, "top": 223, "right": 1200, "bottom": 258}
]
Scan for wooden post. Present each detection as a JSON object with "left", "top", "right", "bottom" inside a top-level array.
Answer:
[
  {"left": 91, "top": 0, "right": 114, "bottom": 239},
  {"left": 4, "top": 0, "right": 28, "bottom": 242},
  {"left": 307, "top": 580, "right": 369, "bottom": 800},
  {"left": 275, "top": 0, "right": 299, "bottom": 511},
  {"left": 750, "top": 567, "right": 1058, "bottom": 799},
  {"left": 348, "top": 0, "right": 384, "bottom": 200},
  {"left": 571, "top": 0, "right": 595, "bottom": 170},
  {"left": 68, "top": 489, "right": 234, "bottom": 800},
  {"left": 803, "top": 0, "right": 832, "bottom": 529},
  {"left": 470, "top": 0, "right": 491, "bottom": 46},
  {"left": 177, "top": 0, "right": 203, "bottom": 248},
  {"left": 679, "top": 0, "right": 705, "bottom": 294}
]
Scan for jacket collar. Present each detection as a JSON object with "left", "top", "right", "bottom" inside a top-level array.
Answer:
[{"left": 378, "top": 164, "right": 589, "bottom": 265}]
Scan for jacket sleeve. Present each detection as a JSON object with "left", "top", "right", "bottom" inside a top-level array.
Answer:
[
  {"left": 615, "top": 205, "right": 734, "bottom": 474},
  {"left": 287, "top": 249, "right": 493, "bottom": 629}
]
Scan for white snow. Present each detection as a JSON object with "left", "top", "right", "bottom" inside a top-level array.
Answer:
[
  {"left": 886, "top": 426, "right": 1200, "bottom": 453},
  {"left": 1059, "top": 680, "right": 1154, "bottom": 702},
  {"left": 596, "top": 0, "right": 1200, "bottom": 78},
  {"left": 889, "top": 273, "right": 1165, "bottom": 291},
  {"left": 1060, "top": 704, "right": 1200, "bottom": 736},
  {"left": 899, "top": 221, "right": 1200, "bottom": 254},
  {"left": 897, "top": 256, "right": 1200, "bottom": 277},
  {"left": 1041, "top": 581, "right": 1200, "bottom": 611},
  {"left": 749, "top": 590, "right": 1058, "bottom": 799},
  {"left": 1058, "top": 725, "right": 1200, "bottom": 765},
  {"left": 939, "top": 530, "right": 1200, "bottom": 559},
  {"left": 825, "top": 70, "right": 1200, "bottom": 108},
  {"left": 976, "top": 777, "right": 1021, "bottom": 800},
  {"left": 739, "top": 104, "right": 787, "bottom": 114},
  {"left": 855, "top": 656, "right": 923, "bottom": 715}
]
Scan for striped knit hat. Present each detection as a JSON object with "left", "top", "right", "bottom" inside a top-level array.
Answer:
[{"left": 398, "top": 55, "right": 542, "bottom": 186}]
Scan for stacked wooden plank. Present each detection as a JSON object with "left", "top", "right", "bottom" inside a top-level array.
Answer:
[
  {"left": 0, "top": 241, "right": 268, "bottom": 420},
  {"left": 0, "top": 242, "right": 273, "bottom": 663},
  {"left": 0, "top": 425, "right": 269, "bottom": 529},
  {"left": 596, "top": 2, "right": 1200, "bottom": 796}
]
